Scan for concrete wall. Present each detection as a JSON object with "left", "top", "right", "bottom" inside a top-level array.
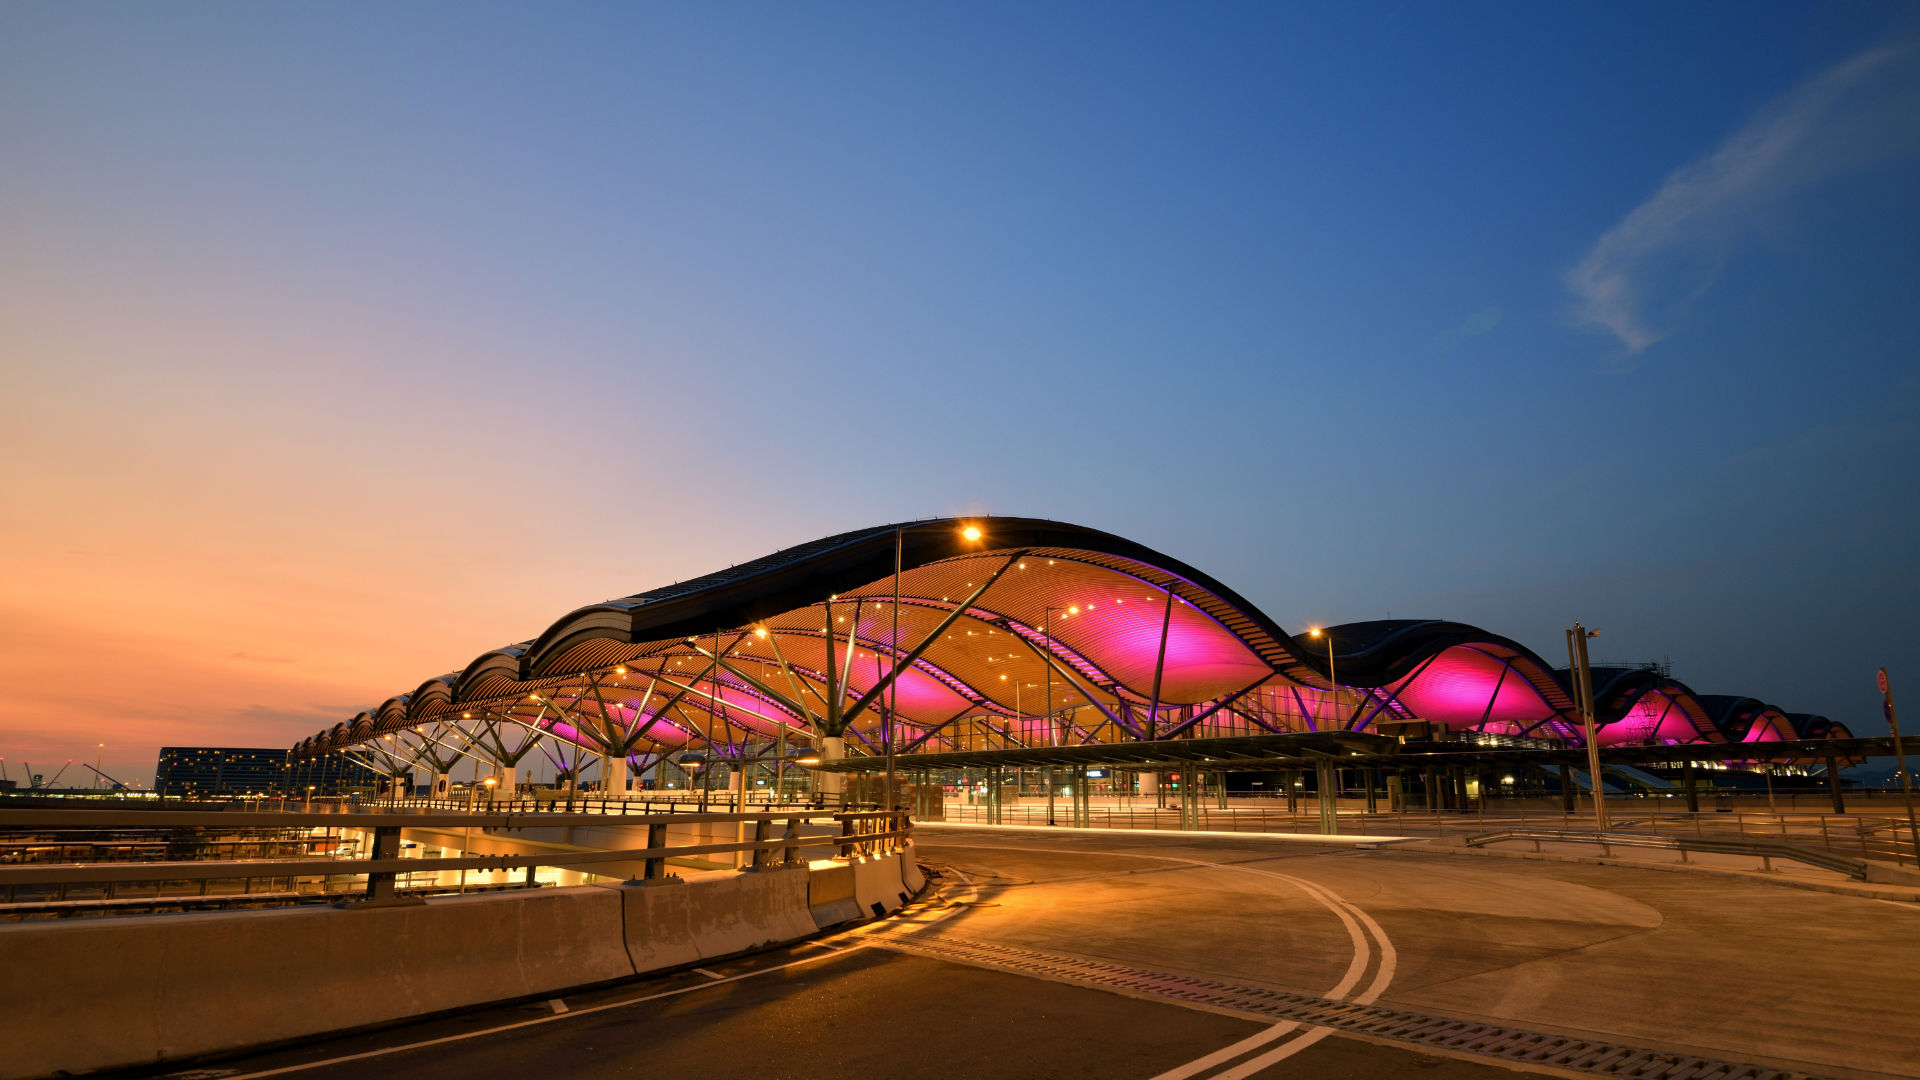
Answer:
[{"left": 0, "top": 856, "right": 920, "bottom": 1080}]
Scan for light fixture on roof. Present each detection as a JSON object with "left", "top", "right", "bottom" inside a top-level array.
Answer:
[
  {"left": 755, "top": 627, "right": 768, "bottom": 638},
  {"left": 961, "top": 524, "right": 982, "bottom": 541}
]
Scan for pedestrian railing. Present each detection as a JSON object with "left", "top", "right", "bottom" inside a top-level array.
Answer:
[
  {"left": 1460, "top": 828, "right": 1872, "bottom": 879},
  {"left": 0, "top": 808, "right": 910, "bottom": 914}
]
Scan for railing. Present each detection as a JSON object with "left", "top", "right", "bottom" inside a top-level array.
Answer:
[
  {"left": 0, "top": 808, "right": 910, "bottom": 914},
  {"left": 1460, "top": 828, "right": 1872, "bottom": 880},
  {"left": 931, "top": 796, "right": 1920, "bottom": 865}
]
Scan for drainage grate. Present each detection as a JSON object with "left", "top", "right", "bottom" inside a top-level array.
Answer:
[{"left": 874, "top": 934, "right": 1827, "bottom": 1080}]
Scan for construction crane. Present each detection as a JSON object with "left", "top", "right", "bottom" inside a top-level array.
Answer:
[
  {"left": 81, "top": 763, "right": 129, "bottom": 791},
  {"left": 25, "top": 760, "right": 74, "bottom": 789}
]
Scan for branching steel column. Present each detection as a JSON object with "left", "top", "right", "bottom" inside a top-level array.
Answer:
[
  {"left": 687, "top": 644, "right": 812, "bottom": 725},
  {"left": 1146, "top": 585, "right": 1175, "bottom": 740},
  {"left": 823, "top": 598, "right": 839, "bottom": 734},
  {"left": 1156, "top": 678, "right": 1268, "bottom": 740},
  {"left": 1010, "top": 623, "right": 1133, "bottom": 735},
  {"left": 760, "top": 630, "right": 825, "bottom": 726},
  {"left": 839, "top": 553, "right": 1023, "bottom": 729}
]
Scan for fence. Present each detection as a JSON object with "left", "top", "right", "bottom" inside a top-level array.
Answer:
[
  {"left": 934, "top": 796, "right": 1920, "bottom": 866},
  {"left": 0, "top": 807, "right": 909, "bottom": 915}
]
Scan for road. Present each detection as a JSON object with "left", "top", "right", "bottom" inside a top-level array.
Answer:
[{"left": 146, "top": 825, "right": 1920, "bottom": 1080}]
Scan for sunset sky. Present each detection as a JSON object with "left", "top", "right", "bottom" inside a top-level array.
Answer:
[{"left": 5, "top": 4, "right": 1919, "bottom": 784}]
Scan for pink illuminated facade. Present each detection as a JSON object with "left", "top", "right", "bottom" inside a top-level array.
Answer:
[{"left": 289, "top": 518, "right": 1842, "bottom": 783}]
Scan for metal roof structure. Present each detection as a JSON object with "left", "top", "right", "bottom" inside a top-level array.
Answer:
[{"left": 288, "top": 517, "right": 1857, "bottom": 782}]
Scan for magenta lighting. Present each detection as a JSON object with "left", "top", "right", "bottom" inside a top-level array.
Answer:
[{"left": 289, "top": 517, "right": 1851, "bottom": 767}]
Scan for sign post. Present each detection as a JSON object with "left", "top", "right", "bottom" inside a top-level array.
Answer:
[{"left": 1881, "top": 668, "right": 1920, "bottom": 866}]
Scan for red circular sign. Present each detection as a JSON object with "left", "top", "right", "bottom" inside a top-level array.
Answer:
[{"left": 1880, "top": 668, "right": 1891, "bottom": 694}]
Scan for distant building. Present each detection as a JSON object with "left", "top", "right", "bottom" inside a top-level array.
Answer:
[
  {"left": 153, "top": 748, "right": 384, "bottom": 797},
  {"left": 154, "top": 747, "right": 288, "bottom": 797}
]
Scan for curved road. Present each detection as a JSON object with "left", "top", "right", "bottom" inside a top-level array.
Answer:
[{"left": 157, "top": 825, "right": 1920, "bottom": 1080}]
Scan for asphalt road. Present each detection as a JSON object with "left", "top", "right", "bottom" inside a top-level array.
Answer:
[{"left": 146, "top": 826, "right": 1920, "bottom": 1080}]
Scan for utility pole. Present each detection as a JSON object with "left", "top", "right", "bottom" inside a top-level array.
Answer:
[
  {"left": 1567, "top": 623, "right": 1608, "bottom": 831},
  {"left": 1881, "top": 668, "right": 1920, "bottom": 864}
]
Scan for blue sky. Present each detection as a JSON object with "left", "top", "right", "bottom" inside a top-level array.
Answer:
[{"left": 3, "top": 2, "right": 1918, "bottom": 771}]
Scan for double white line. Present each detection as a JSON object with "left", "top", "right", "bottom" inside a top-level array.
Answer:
[
  {"left": 1149, "top": 858, "right": 1395, "bottom": 1079},
  {"left": 923, "top": 841, "right": 1396, "bottom": 1080}
]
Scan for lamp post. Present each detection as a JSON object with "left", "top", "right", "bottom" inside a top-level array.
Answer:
[
  {"left": 1307, "top": 627, "right": 1340, "bottom": 728},
  {"left": 1043, "top": 603, "right": 1062, "bottom": 826}
]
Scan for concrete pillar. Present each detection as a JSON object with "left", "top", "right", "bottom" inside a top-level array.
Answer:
[
  {"left": 1825, "top": 756, "right": 1846, "bottom": 814},
  {"left": 605, "top": 755, "right": 629, "bottom": 798},
  {"left": 495, "top": 767, "right": 517, "bottom": 801},
  {"left": 431, "top": 772, "right": 451, "bottom": 800},
  {"left": 1683, "top": 761, "right": 1700, "bottom": 813},
  {"left": 817, "top": 737, "right": 846, "bottom": 806},
  {"left": 1139, "top": 771, "right": 1160, "bottom": 796},
  {"left": 1559, "top": 765, "right": 1576, "bottom": 812}
]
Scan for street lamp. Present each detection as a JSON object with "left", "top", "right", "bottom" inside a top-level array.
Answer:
[{"left": 1308, "top": 627, "right": 1341, "bottom": 727}]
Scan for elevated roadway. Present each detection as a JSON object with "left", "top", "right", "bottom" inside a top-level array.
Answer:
[{"left": 131, "top": 826, "right": 1920, "bottom": 1080}]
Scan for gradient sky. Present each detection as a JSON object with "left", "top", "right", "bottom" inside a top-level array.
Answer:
[{"left": 5, "top": 3, "right": 1919, "bottom": 785}]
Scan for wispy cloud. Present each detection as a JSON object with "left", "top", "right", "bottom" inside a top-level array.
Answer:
[
  {"left": 1430, "top": 306, "right": 1503, "bottom": 355},
  {"left": 1568, "top": 42, "right": 1920, "bottom": 354}
]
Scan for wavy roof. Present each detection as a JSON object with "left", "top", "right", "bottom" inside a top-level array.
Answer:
[{"left": 290, "top": 517, "right": 1842, "bottom": 767}]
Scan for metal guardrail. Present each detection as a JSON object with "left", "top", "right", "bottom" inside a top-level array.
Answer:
[
  {"left": 0, "top": 809, "right": 911, "bottom": 906},
  {"left": 1462, "top": 828, "right": 1870, "bottom": 879}
]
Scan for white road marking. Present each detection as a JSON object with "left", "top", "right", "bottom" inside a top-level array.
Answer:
[
  {"left": 691, "top": 967, "right": 724, "bottom": 980},
  {"left": 546, "top": 999, "right": 567, "bottom": 1014},
  {"left": 922, "top": 837, "right": 1395, "bottom": 1080}
]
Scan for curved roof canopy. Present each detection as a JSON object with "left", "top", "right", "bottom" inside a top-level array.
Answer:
[{"left": 290, "top": 518, "right": 1845, "bottom": 771}]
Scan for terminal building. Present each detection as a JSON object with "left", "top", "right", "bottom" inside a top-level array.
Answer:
[{"left": 283, "top": 518, "right": 1864, "bottom": 797}]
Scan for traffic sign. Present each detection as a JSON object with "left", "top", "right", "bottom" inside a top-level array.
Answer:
[{"left": 1880, "top": 668, "right": 1891, "bottom": 695}]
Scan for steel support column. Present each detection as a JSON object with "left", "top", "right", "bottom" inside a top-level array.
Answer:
[{"left": 1316, "top": 759, "right": 1338, "bottom": 835}]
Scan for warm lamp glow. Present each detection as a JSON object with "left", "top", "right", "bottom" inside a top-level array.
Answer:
[{"left": 961, "top": 524, "right": 981, "bottom": 541}]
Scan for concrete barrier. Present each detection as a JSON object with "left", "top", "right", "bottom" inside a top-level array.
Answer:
[
  {"left": 683, "top": 867, "right": 819, "bottom": 957},
  {"left": 0, "top": 885, "right": 632, "bottom": 1080},
  {"left": 807, "top": 860, "right": 862, "bottom": 927},
  {"left": 849, "top": 852, "right": 909, "bottom": 918},
  {"left": 899, "top": 842, "right": 926, "bottom": 893},
  {"left": 1, "top": 857, "right": 904, "bottom": 1078}
]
